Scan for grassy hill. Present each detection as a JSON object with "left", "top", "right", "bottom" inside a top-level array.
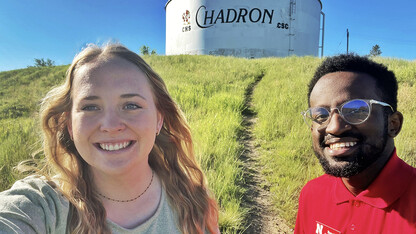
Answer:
[{"left": 1, "top": 56, "right": 415, "bottom": 232}]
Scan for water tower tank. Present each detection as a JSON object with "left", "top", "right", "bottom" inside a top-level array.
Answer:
[{"left": 165, "top": 0, "right": 323, "bottom": 58}]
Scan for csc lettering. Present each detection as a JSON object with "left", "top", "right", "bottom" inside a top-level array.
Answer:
[
  {"left": 182, "top": 26, "right": 191, "bottom": 32},
  {"left": 277, "top": 22, "right": 289, "bottom": 29}
]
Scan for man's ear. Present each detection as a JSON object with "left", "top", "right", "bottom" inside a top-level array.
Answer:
[{"left": 388, "top": 111, "right": 403, "bottom": 138}]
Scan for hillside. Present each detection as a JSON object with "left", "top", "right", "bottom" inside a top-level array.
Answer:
[{"left": 1, "top": 56, "right": 415, "bottom": 233}]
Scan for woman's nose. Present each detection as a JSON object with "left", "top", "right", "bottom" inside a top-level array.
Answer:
[{"left": 100, "top": 111, "right": 125, "bottom": 133}]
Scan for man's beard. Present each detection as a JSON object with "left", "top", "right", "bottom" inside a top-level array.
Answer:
[{"left": 314, "top": 121, "right": 389, "bottom": 178}]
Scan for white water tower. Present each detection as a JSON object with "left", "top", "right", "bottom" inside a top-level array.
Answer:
[{"left": 165, "top": 0, "right": 324, "bottom": 58}]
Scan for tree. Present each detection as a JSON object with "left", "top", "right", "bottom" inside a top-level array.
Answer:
[
  {"left": 45, "top": 58, "right": 54, "bottom": 66},
  {"left": 140, "top": 45, "right": 157, "bottom": 55},
  {"left": 369, "top": 44, "right": 382, "bottom": 57},
  {"left": 34, "top": 58, "right": 55, "bottom": 67},
  {"left": 140, "top": 45, "right": 149, "bottom": 55}
]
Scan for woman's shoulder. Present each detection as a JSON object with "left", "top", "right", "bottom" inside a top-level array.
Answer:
[
  {"left": 0, "top": 175, "right": 70, "bottom": 233},
  {"left": 1, "top": 175, "right": 66, "bottom": 201}
]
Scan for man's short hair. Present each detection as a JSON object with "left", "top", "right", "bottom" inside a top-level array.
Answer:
[{"left": 308, "top": 54, "right": 398, "bottom": 111}]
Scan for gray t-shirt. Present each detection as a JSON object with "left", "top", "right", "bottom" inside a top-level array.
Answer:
[{"left": 0, "top": 176, "right": 181, "bottom": 234}]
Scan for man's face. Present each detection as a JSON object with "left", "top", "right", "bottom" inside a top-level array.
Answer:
[{"left": 309, "top": 71, "right": 389, "bottom": 177}]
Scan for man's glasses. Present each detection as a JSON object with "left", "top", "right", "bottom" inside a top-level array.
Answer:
[{"left": 301, "top": 99, "right": 394, "bottom": 130}]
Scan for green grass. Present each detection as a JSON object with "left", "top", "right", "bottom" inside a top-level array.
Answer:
[
  {"left": 379, "top": 58, "right": 416, "bottom": 166},
  {"left": 1, "top": 56, "right": 415, "bottom": 232},
  {"left": 0, "top": 65, "right": 68, "bottom": 189},
  {"left": 0, "top": 118, "right": 39, "bottom": 189}
]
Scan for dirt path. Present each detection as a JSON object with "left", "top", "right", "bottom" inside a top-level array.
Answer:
[{"left": 239, "top": 73, "right": 293, "bottom": 234}]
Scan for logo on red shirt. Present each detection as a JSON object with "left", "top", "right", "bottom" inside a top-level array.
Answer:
[{"left": 316, "top": 221, "right": 341, "bottom": 234}]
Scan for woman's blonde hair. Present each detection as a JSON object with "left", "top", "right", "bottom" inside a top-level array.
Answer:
[{"left": 40, "top": 43, "right": 218, "bottom": 233}]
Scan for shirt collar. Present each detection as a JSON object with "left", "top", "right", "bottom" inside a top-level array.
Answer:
[{"left": 332, "top": 149, "right": 414, "bottom": 208}]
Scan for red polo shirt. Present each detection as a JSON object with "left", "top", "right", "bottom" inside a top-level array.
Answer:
[{"left": 295, "top": 149, "right": 416, "bottom": 234}]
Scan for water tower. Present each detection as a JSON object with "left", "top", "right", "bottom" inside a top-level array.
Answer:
[{"left": 165, "top": 0, "right": 324, "bottom": 58}]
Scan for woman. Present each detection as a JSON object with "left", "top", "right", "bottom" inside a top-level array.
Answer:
[{"left": 0, "top": 44, "right": 219, "bottom": 233}]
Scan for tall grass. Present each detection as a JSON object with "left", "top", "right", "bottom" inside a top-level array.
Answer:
[
  {"left": 0, "top": 118, "right": 40, "bottom": 189},
  {"left": 0, "top": 66, "right": 67, "bottom": 119},
  {"left": 1, "top": 56, "right": 415, "bottom": 232},
  {"left": 379, "top": 58, "right": 416, "bottom": 166},
  {"left": 0, "top": 65, "right": 68, "bottom": 188}
]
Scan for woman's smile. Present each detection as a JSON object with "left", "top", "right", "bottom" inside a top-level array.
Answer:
[{"left": 96, "top": 140, "right": 135, "bottom": 152}]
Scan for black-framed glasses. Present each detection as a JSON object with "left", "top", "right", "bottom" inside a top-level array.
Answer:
[{"left": 301, "top": 99, "right": 394, "bottom": 130}]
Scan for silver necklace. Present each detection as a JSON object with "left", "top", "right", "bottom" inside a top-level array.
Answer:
[{"left": 97, "top": 170, "right": 154, "bottom": 203}]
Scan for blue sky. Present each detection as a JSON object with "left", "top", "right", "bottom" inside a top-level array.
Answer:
[{"left": 1, "top": 0, "right": 415, "bottom": 72}]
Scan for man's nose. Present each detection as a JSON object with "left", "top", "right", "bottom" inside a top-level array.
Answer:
[{"left": 322, "top": 110, "right": 351, "bottom": 134}]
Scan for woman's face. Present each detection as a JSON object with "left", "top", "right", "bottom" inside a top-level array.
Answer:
[{"left": 68, "top": 56, "right": 163, "bottom": 176}]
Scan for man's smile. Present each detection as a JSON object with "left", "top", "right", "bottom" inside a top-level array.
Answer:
[{"left": 329, "top": 141, "right": 357, "bottom": 150}]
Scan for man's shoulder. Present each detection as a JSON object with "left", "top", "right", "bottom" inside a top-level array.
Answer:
[
  {"left": 392, "top": 155, "right": 416, "bottom": 190},
  {"left": 299, "top": 174, "right": 336, "bottom": 198},
  {"left": 403, "top": 159, "right": 416, "bottom": 176},
  {"left": 303, "top": 174, "right": 335, "bottom": 189},
  {"left": 401, "top": 159, "right": 416, "bottom": 190}
]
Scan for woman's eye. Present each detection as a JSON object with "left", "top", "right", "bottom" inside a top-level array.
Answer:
[
  {"left": 81, "top": 105, "right": 99, "bottom": 111},
  {"left": 124, "top": 103, "right": 141, "bottom": 110}
]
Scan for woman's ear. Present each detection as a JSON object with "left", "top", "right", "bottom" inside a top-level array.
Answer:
[
  {"left": 388, "top": 111, "right": 403, "bottom": 138},
  {"left": 156, "top": 111, "right": 164, "bottom": 135}
]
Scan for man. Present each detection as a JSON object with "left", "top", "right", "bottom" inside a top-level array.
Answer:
[{"left": 295, "top": 54, "right": 416, "bottom": 233}]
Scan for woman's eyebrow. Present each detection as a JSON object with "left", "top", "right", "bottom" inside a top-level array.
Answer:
[
  {"left": 81, "top": 95, "right": 100, "bottom": 101},
  {"left": 120, "top": 93, "right": 147, "bottom": 100}
]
